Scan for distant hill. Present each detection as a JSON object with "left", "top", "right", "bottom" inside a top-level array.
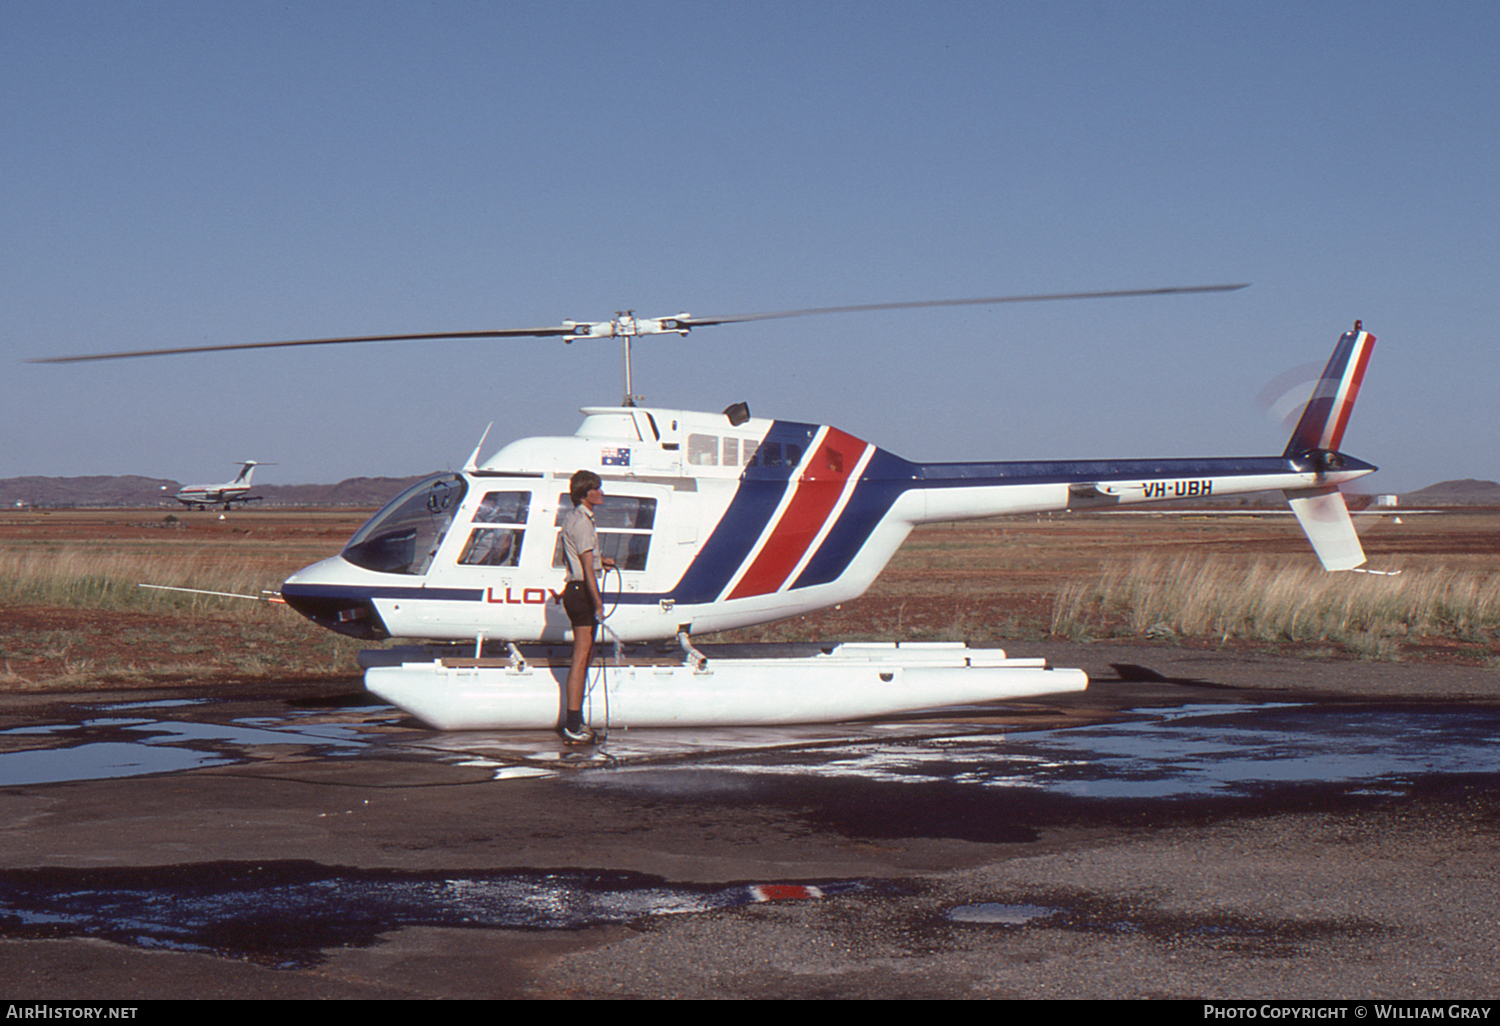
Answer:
[
  {"left": 1400, "top": 479, "right": 1500, "bottom": 506},
  {"left": 256, "top": 477, "right": 430, "bottom": 507},
  {"left": 1, "top": 474, "right": 429, "bottom": 509},
  {"left": 0, "top": 475, "right": 178, "bottom": 508}
]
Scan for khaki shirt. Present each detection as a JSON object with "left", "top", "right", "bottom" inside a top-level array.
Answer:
[{"left": 560, "top": 504, "right": 596, "bottom": 582}]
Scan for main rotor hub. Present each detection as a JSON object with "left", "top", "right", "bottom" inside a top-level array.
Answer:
[{"left": 561, "top": 311, "right": 693, "bottom": 343}]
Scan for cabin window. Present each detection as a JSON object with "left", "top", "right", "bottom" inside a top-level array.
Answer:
[
  {"left": 458, "top": 528, "right": 524, "bottom": 567},
  {"left": 453, "top": 491, "right": 530, "bottom": 568},
  {"left": 722, "top": 437, "right": 738, "bottom": 467},
  {"left": 342, "top": 473, "right": 467, "bottom": 576},
  {"left": 687, "top": 433, "right": 718, "bottom": 466},
  {"left": 552, "top": 493, "right": 657, "bottom": 572},
  {"left": 747, "top": 437, "right": 803, "bottom": 469},
  {"left": 472, "top": 490, "right": 530, "bottom": 525}
]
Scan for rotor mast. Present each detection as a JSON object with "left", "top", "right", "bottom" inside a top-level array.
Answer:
[{"left": 560, "top": 310, "right": 692, "bottom": 407}]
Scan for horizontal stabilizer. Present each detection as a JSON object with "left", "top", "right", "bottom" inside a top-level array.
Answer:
[{"left": 1283, "top": 486, "right": 1366, "bottom": 571}]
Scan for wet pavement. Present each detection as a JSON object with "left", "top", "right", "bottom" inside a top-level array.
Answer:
[
  {"left": 0, "top": 861, "right": 868, "bottom": 968},
  {"left": 0, "top": 643, "right": 1496, "bottom": 998},
  {"left": 5, "top": 689, "right": 1497, "bottom": 801}
]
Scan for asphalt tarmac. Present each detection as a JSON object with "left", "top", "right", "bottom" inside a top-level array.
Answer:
[{"left": 0, "top": 642, "right": 1497, "bottom": 999}]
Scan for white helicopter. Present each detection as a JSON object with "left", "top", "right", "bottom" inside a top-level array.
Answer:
[
  {"left": 173, "top": 460, "right": 273, "bottom": 511},
  {"left": 35, "top": 287, "right": 1377, "bottom": 730}
]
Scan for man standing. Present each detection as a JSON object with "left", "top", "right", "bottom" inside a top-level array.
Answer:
[{"left": 559, "top": 470, "right": 611, "bottom": 743}]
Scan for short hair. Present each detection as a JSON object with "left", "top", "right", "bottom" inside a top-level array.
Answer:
[{"left": 570, "top": 469, "right": 602, "bottom": 506}]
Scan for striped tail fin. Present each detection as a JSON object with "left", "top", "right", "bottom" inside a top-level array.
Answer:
[
  {"left": 1281, "top": 324, "right": 1376, "bottom": 571},
  {"left": 1283, "top": 324, "right": 1375, "bottom": 457}
]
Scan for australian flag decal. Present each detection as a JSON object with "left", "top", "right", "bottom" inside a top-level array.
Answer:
[{"left": 601, "top": 447, "right": 631, "bottom": 467}]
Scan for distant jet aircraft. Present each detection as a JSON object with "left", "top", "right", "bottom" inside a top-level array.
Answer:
[{"left": 175, "top": 461, "right": 272, "bottom": 510}]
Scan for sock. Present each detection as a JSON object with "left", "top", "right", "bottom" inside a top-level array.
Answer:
[{"left": 567, "top": 709, "right": 583, "bottom": 731}]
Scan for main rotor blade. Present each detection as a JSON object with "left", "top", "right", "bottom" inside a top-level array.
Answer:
[
  {"left": 676, "top": 283, "right": 1249, "bottom": 328},
  {"left": 28, "top": 325, "right": 575, "bottom": 364},
  {"left": 28, "top": 282, "right": 1248, "bottom": 364}
]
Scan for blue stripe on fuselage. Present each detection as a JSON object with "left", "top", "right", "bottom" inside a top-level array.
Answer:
[
  {"left": 281, "top": 582, "right": 485, "bottom": 603},
  {"left": 660, "top": 420, "right": 818, "bottom": 604},
  {"left": 790, "top": 447, "right": 917, "bottom": 589},
  {"left": 666, "top": 477, "right": 786, "bottom": 603},
  {"left": 911, "top": 454, "right": 1370, "bottom": 484}
]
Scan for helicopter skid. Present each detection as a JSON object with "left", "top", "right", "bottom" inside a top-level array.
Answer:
[{"left": 362, "top": 642, "right": 1088, "bottom": 731}]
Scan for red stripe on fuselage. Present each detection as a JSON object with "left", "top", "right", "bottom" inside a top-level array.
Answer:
[{"left": 727, "top": 427, "right": 865, "bottom": 600}]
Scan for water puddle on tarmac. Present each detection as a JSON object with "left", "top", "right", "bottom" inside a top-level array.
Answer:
[
  {"left": 0, "top": 699, "right": 1496, "bottom": 798},
  {"left": 667, "top": 702, "right": 1500, "bottom": 800},
  {"left": 0, "top": 698, "right": 1496, "bottom": 964},
  {"left": 946, "top": 902, "right": 1057, "bottom": 925},
  {"left": 0, "top": 700, "right": 374, "bottom": 786},
  {"left": 0, "top": 864, "right": 864, "bottom": 969}
]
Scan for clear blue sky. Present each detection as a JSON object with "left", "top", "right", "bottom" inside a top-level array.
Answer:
[{"left": 4, "top": 1, "right": 1495, "bottom": 492}]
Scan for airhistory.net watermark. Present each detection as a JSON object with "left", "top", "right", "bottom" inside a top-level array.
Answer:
[{"left": 5, "top": 1008, "right": 138, "bottom": 1019}]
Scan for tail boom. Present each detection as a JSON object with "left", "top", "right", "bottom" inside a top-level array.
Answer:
[{"left": 913, "top": 455, "right": 1374, "bottom": 521}]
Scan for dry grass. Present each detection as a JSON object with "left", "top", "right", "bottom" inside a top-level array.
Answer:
[
  {"left": 0, "top": 547, "right": 284, "bottom": 615},
  {"left": 1052, "top": 554, "right": 1500, "bottom": 659},
  {"left": 5, "top": 510, "right": 1500, "bottom": 681},
  {"left": 0, "top": 546, "right": 366, "bottom": 687}
]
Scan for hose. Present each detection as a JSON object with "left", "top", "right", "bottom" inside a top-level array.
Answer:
[{"left": 584, "top": 564, "right": 624, "bottom": 738}]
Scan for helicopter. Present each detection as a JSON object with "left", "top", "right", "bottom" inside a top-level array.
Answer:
[{"left": 34, "top": 287, "right": 1378, "bottom": 729}]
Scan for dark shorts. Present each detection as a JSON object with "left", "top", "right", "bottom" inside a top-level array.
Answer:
[{"left": 562, "top": 581, "right": 596, "bottom": 628}]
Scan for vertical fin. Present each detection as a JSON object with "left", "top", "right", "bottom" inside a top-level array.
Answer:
[
  {"left": 1284, "top": 485, "right": 1366, "bottom": 570},
  {"left": 1281, "top": 325, "right": 1375, "bottom": 570},
  {"left": 1284, "top": 326, "right": 1375, "bottom": 456}
]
